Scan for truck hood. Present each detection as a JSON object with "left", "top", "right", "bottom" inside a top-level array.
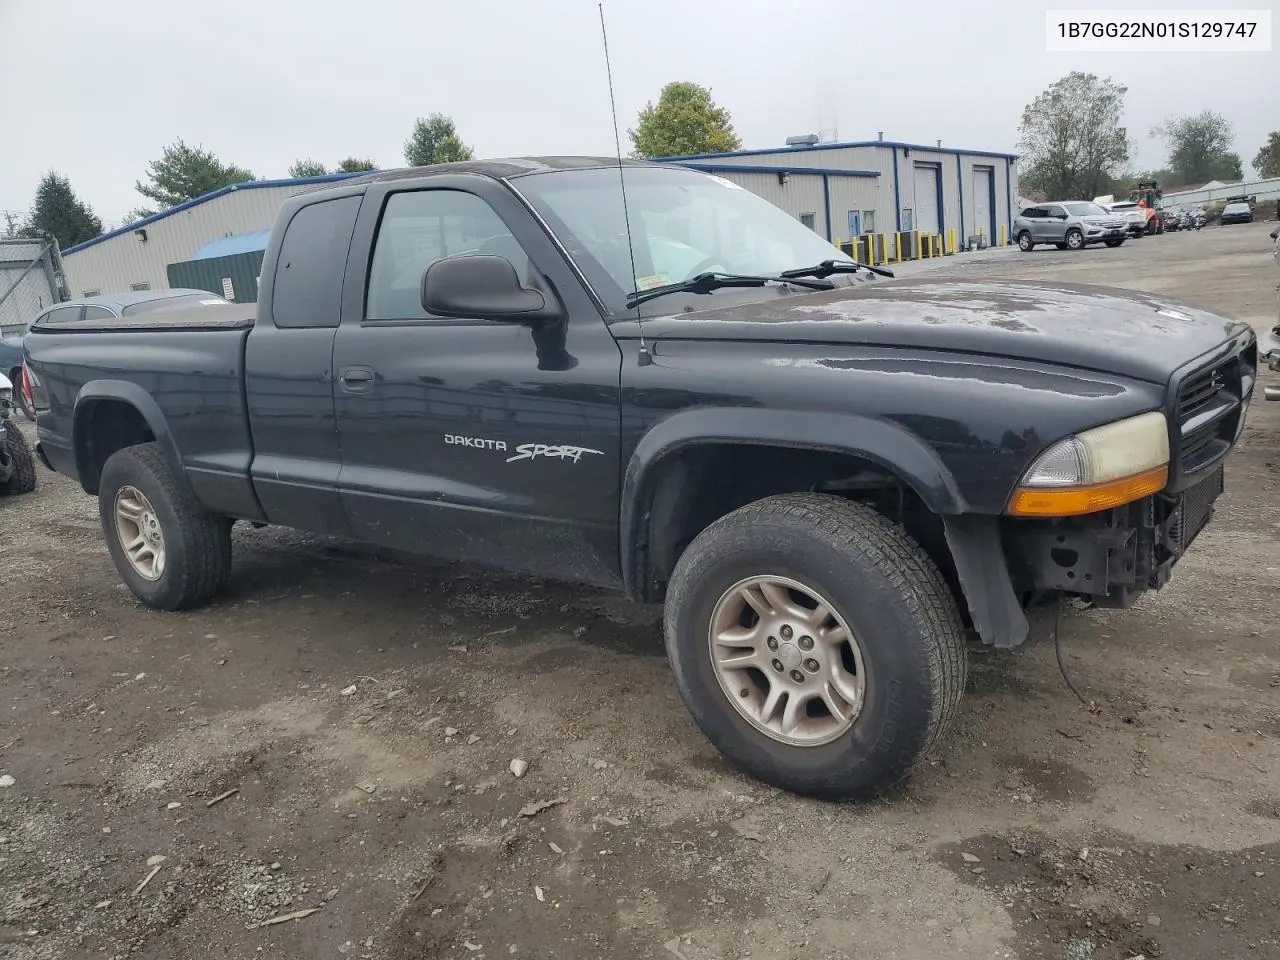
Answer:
[{"left": 632, "top": 278, "right": 1249, "bottom": 384}]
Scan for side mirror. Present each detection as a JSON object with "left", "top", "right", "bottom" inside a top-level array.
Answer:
[{"left": 421, "top": 255, "right": 563, "bottom": 323}]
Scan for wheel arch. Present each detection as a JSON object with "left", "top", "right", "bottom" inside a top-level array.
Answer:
[
  {"left": 72, "top": 381, "right": 182, "bottom": 496},
  {"left": 621, "top": 408, "right": 968, "bottom": 602}
]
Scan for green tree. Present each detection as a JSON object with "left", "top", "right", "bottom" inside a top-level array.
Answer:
[
  {"left": 289, "top": 158, "right": 329, "bottom": 178},
  {"left": 1155, "top": 111, "right": 1242, "bottom": 185},
  {"left": 134, "top": 139, "right": 256, "bottom": 210},
  {"left": 336, "top": 156, "right": 378, "bottom": 172},
  {"left": 1016, "top": 72, "right": 1131, "bottom": 200},
  {"left": 404, "top": 114, "right": 474, "bottom": 166},
  {"left": 21, "top": 172, "right": 103, "bottom": 249},
  {"left": 628, "top": 81, "right": 741, "bottom": 158},
  {"left": 1252, "top": 131, "right": 1280, "bottom": 179}
]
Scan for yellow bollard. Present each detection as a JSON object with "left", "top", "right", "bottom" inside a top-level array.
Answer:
[
  {"left": 949, "top": 228, "right": 957, "bottom": 254},
  {"left": 1000, "top": 224, "right": 1008, "bottom": 246},
  {"left": 866, "top": 236, "right": 875, "bottom": 265},
  {"left": 895, "top": 234, "right": 903, "bottom": 263}
]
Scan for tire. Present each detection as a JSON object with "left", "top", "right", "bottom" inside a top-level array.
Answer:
[
  {"left": 1, "top": 425, "right": 36, "bottom": 495},
  {"left": 1104, "top": 239, "right": 1125, "bottom": 248},
  {"left": 1016, "top": 231, "right": 1034, "bottom": 252},
  {"left": 97, "top": 442, "right": 231, "bottom": 611},
  {"left": 1065, "top": 229, "right": 1084, "bottom": 250},
  {"left": 10, "top": 369, "right": 35, "bottom": 421},
  {"left": 663, "top": 493, "right": 967, "bottom": 800}
]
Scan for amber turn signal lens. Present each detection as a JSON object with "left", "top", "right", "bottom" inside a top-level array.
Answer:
[{"left": 1007, "top": 465, "right": 1169, "bottom": 518}]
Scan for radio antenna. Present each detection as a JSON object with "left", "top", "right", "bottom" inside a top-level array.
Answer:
[{"left": 598, "top": 2, "right": 650, "bottom": 365}]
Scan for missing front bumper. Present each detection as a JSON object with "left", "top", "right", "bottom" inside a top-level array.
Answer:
[{"left": 1003, "top": 465, "right": 1223, "bottom": 608}]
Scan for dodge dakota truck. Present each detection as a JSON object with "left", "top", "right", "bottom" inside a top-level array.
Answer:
[{"left": 24, "top": 157, "right": 1257, "bottom": 799}]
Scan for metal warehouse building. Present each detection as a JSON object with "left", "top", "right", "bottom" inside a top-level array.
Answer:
[
  {"left": 657, "top": 135, "right": 1019, "bottom": 251},
  {"left": 61, "top": 172, "right": 367, "bottom": 299},
  {"left": 63, "top": 138, "right": 1018, "bottom": 299}
]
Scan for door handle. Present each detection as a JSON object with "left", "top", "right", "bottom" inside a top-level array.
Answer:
[{"left": 339, "top": 366, "right": 375, "bottom": 393}]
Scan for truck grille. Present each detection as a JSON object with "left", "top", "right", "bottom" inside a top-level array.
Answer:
[{"left": 1174, "top": 353, "right": 1245, "bottom": 474}]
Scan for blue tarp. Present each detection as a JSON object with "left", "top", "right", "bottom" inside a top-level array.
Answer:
[{"left": 193, "top": 230, "right": 272, "bottom": 260}]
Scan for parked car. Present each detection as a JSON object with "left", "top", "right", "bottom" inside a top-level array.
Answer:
[
  {"left": 0, "top": 371, "right": 35, "bottom": 495},
  {"left": 1, "top": 289, "right": 229, "bottom": 419},
  {"left": 24, "top": 157, "right": 1257, "bottom": 800},
  {"left": 1014, "top": 201, "right": 1127, "bottom": 251},
  {"left": 1220, "top": 201, "right": 1254, "bottom": 225},
  {"left": 1104, "top": 201, "right": 1151, "bottom": 238}
]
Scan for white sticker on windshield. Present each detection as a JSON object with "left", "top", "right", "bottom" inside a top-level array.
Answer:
[{"left": 707, "top": 175, "right": 743, "bottom": 190}]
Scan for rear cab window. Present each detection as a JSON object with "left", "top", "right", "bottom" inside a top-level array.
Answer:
[{"left": 271, "top": 196, "right": 362, "bottom": 329}]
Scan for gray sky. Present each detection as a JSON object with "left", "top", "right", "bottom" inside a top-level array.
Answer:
[{"left": 1, "top": 0, "right": 1273, "bottom": 228}]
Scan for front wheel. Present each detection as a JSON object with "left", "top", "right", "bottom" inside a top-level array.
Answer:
[
  {"left": 1065, "top": 229, "right": 1084, "bottom": 250},
  {"left": 663, "top": 493, "right": 967, "bottom": 800},
  {"left": 98, "top": 442, "right": 232, "bottom": 610},
  {"left": 1017, "top": 231, "right": 1034, "bottom": 252}
]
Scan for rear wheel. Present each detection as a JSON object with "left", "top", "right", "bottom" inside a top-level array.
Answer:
[
  {"left": 98, "top": 442, "right": 232, "bottom": 610},
  {"left": 1, "top": 426, "right": 36, "bottom": 495},
  {"left": 663, "top": 493, "right": 967, "bottom": 800},
  {"left": 1017, "top": 231, "right": 1034, "bottom": 252},
  {"left": 1065, "top": 229, "right": 1084, "bottom": 250}
]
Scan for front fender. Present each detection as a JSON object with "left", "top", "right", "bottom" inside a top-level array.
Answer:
[
  {"left": 73, "top": 380, "right": 184, "bottom": 494},
  {"left": 620, "top": 406, "right": 968, "bottom": 599}
]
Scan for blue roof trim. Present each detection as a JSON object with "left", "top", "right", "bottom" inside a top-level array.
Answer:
[
  {"left": 668, "top": 162, "right": 880, "bottom": 178},
  {"left": 63, "top": 170, "right": 377, "bottom": 255},
  {"left": 653, "top": 140, "right": 1018, "bottom": 163}
]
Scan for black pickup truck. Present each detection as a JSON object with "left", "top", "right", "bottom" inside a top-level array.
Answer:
[{"left": 24, "top": 158, "right": 1257, "bottom": 799}]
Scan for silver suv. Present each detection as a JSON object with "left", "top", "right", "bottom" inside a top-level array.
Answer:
[{"left": 1014, "top": 201, "right": 1127, "bottom": 252}]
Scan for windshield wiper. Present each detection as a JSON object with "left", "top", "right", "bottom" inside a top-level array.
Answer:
[
  {"left": 780, "top": 258, "right": 895, "bottom": 280},
  {"left": 625, "top": 272, "right": 834, "bottom": 309}
]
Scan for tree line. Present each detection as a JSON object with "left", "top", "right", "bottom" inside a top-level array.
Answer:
[
  {"left": 1016, "top": 71, "right": 1280, "bottom": 202},
  {"left": 11, "top": 81, "right": 1279, "bottom": 253}
]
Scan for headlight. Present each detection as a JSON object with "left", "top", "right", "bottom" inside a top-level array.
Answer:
[{"left": 1008, "top": 411, "right": 1169, "bottom": 517}]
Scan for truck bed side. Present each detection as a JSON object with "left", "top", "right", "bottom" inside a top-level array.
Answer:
[{"left": 25, "top": 309, "right": 264, "bottom": 521}]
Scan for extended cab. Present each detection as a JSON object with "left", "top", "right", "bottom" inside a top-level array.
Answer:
[{"left": 24, "top": 158, "right": 1257, "bottom": 800}]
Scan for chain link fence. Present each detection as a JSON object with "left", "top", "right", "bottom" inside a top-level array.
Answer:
[{"left": 1, "top": 237, "right": 68, "bottom": 335}]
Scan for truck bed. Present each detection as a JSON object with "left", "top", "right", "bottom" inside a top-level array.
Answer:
[{"left": 26, "top": 308, "right": 258, "bottom": 519}]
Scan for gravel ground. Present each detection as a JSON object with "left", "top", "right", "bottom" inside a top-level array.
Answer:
[{"left": 1, "top": 219, "right": 1278, "bottom": 960}]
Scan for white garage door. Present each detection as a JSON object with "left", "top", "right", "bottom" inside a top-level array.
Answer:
[
  {"left": 913, "top": 165, "right": 940, "bottom": 234},
  {"left": 972, "top": 167, "right": 992, "bottom": 237}
]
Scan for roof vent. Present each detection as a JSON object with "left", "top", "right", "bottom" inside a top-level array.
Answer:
[{"left": 785, "top": 134, "right": 820, "bottom": 147}]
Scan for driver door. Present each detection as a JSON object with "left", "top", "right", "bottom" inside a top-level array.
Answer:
[{"left": 331, "top": 178, "right": 625, "bottom": 588}]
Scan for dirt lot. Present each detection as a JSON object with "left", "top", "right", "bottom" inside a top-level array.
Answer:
[{"left": 2, "top": 220, "right": 1279, "bottom": 960}]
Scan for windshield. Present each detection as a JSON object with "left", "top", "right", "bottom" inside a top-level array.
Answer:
[
  {"left": 121, "top": 293, "right": 229, "bottom": 316},
  {"left": 1063, "top": 202, "right": 1108, "bottom": 217},
  {"left": 514, "top": 165, "right": 856, "bottom": 315}
]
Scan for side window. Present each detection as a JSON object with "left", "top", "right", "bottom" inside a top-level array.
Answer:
[
  {"left": 41, "top": 305, "right": 84, "bottom": 326},
  {"left": 366, "top": 190, "right": 531, "bottom": 322},
  {"left": 1047, "top": 205, "right": 1066, "bottom": 219},
  {"left": 82, "top": 306, "right": 115, "bottom": 321},
  {"left": 272, "top": 195, "right": 362, "bottom": 329}
]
